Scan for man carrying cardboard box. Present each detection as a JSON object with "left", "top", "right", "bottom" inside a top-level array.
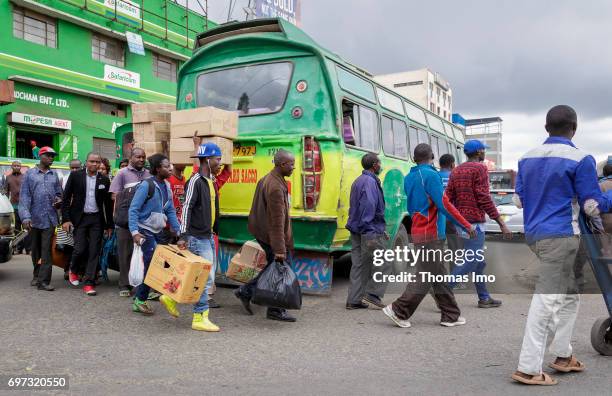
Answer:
[
  {"left": 158, "top": 143, "right": 222, "bottom": 332},
  {"left": 128, "top": 154, "right": 181, "bottom": 315}
]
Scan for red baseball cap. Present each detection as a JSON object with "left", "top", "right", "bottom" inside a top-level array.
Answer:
[{"left": 38, "top": 146, "right": 57, "bottom": 157}]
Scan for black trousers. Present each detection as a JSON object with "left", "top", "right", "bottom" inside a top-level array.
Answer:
[
  {"left": 238, "top": 239, "right": 288, "bottom": 313},
  {"left": 70, "top": 214, "right": 103, "bottom": 286},
  {"left": 116, "top": 227, "right": 134, "bottom": 290},
  {"left": 30, "top": 227, "right": 54, "bottom": 285}
]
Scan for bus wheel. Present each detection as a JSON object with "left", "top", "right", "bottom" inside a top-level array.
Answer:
[{"left": 391, "top": 224, "right": 411, "bottom": 275}]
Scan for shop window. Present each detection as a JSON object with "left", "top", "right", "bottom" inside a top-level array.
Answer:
[
  {"left": 92, "top": 34, "right": 124, "bottom": 67},
  {"left": 342, "top": 100, "right": 379, "bottom": 152},
  {"left": 153, "top": 53, "right": 177, "bottom": 82},
  {"left": 93, "top": 99, "right": 126, "bottom": 117},
  {"left": 13, "top": 6, "right": 56, "bottom": 48}
]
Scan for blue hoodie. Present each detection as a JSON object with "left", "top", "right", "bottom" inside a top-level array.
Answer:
[{"left": 128, "top": 177, "right": 181, "bottom": 235}]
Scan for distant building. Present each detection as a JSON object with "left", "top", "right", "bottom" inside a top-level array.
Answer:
[
  {"left": 375, "top": 68, "right": 453, "bottom": 121},
  {"left": 465, "top": 117, "right": 503, "bottom": 168}
]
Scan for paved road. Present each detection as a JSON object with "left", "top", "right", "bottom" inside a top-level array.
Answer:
[{"left": 0, "top": 244, "right": 610, "bottom": 395}]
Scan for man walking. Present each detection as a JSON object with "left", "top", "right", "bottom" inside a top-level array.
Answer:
[
  {"left": 5, "top": 160, "right": 30, "bottom": 254},
  {"left": 62, "top": 153, "right": 114, "bottom": 296},
  {"left": 159, "top": 143, "right": 222, "bottom": 332},
  {"left": 129, "top": 154, "right": 181, "bottom": 315},
  {"left": 110, "top": 148, "right": 149, "bottom": 297},
  {"left": 234, "top": 149, "right": 297, "bottom": 322},
  {"left": 511, "top": 105, "right": 612, "bottom": 386},
  {"left": 345, "top": 153, "right": 391, "bottom": 310},
  {"left": 383, "top": 144, "right": 474, "bottom": 328},
  {"left": 445, "top": 140, "right": 511, "bottom": 308},
  {"left": 19, "top": 147, "right": 63, "bottom": 291},
  {"left": 438, "top": 154, "right": 461, "bottom": 274}
]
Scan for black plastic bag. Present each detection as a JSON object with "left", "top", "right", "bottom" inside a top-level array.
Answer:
[{"left": 252, "top": 260, "right": 302, "bottom": 310}]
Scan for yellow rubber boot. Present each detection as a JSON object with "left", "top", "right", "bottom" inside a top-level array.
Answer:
[
  {"left": 192, "top": 310, "right": 220, "bottom": 332},
  {"left": 160, "top": 295, "right": 180, "bottom": 318}
]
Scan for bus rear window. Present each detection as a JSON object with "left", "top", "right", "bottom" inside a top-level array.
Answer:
[{"left": 196, "top": 62, "right": 293, "bottom": 116}]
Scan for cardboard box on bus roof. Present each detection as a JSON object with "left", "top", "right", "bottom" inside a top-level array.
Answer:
[
  {"left": 170, "top": 107, "right": 238, "bottom": 140},
  {"left": 169, "top": 136, "right": 233, "bottom": 165},
  {"left": 226, "top": 241, "right": 268, "bottom": 283},
  {"left": 132, "top": 102, "right": 175, "bottom": 123},
  {"left": 144, "top": 245, "right": 212, "bottom": 304}
]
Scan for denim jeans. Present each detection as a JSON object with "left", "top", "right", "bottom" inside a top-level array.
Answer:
[
  {"left": 448, "top": 227, "right": 491, "bottom": 301},
  {"left": 134, "top": 229, "right": 163, "bottom": 301},
  {"left": 186, "top": 235, "right": 216, "bottom": 313}
]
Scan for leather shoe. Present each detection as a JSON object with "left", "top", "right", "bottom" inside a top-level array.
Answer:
[
  {"left": 266, "top": 309, "right": 296, "bottom": 322},
  {"left": 30, "top": 278, "right": 38, "bottom": 287},
  {"left": 37, "top": 283, "right": 55, "bottom": 291},
  {"left": 208, "top": 297, "right": 221, "bottom": 309},
  {"left": 346, "top": 302, "right": 369, "bottom": 310},
  {"left": 234, "top": 289, "right": 253, "bottom": 315}
]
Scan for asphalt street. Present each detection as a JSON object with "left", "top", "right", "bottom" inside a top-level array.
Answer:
[{"left": 0, "top": 241, "right": 610, "bottom": 395}]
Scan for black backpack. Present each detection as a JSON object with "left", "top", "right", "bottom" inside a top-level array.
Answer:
[{"left": 114, "top": 178, "right": 155, "bottom": 229}]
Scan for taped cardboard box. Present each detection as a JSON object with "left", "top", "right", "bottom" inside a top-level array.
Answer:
[
  {"left": 144, "top": 245, "right": 212, "bottom": 304},
  {"left": 139, "top": 141, "right": 169, "bottom": 157},
  {"left": 132, "top": 103, "right": 175, "bottom": 123},
  {"left": 170, "top": 107, "right": 238, "bottom": 140},
  {"left": 169, "top": 137, "right": 194, "bottom": 165},
  {"left": 226, "top": 240, "right": 268, "bottom": 283},
  {"left": 133, "top": 122, "right": 170, "bottom": 142}
]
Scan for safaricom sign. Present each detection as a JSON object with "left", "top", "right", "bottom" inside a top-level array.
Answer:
[{"left": 103, "top": 65, "right": 140, "bottom": 88}]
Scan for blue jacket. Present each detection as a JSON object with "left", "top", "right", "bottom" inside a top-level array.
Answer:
[
  {"left": 18, "top": 166, "right": 62, "bottom": 229},
  {"left": 128, "top": 178, "right": 181, "bottom": 235},
  {"left": 516, "top": 136, "right": 612, "bottom": 244},
  {"left": 438, "top": 168, "right": 451, "bottom": 189},
  {"left": 404, "top": 164, "right": 471, "bottom": 243},
  {"left": 346, "top": 170, "right": 386, "bottom": 236}
]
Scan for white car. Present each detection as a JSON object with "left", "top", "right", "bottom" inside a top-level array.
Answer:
[{"left": 485, "top": 189, "right": 524, "bottom": 234}]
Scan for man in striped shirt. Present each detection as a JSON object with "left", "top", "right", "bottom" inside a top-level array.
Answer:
[{"left": 445, "top": 140, "right": 511, "bottom": 308}]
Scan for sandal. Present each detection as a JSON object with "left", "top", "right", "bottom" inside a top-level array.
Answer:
[
  {"left": 511, "top": 371, "right": 558, "bottom": 385},
  {"left": 549, "top": 356, "right": 585, "bottom": 373}
]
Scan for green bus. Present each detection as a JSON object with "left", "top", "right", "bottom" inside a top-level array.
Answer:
[{"left": 174, "top": 18, "right": 465, "bottom": 294}]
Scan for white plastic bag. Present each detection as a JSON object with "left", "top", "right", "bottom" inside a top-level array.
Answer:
[{"left": 129, "top": 244, "right": 144, "bottom": 287}]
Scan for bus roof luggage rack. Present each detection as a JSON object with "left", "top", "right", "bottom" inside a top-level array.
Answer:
[{"left": 195, "top": 18, "right": 284, "bottom": 49}]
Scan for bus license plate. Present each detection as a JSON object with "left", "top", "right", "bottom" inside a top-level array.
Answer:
[{"left": 233, "top": 145, "right": 256, "bottom": 156}]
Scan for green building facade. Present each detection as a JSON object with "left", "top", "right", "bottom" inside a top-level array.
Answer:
[{"left": 0, "top": 0, "right": 213, "bottom": 163}]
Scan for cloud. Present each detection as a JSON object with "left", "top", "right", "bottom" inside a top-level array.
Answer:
[{"left": 477, "top": 113, "right": 612, "bottom": 169}]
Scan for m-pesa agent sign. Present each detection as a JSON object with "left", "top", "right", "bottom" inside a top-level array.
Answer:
[
  {"left": 9, "top": 112, "right": 72, "bottom": 130},
  {"left": 103, "top": 65, "right": 140, "bottom": 88}
]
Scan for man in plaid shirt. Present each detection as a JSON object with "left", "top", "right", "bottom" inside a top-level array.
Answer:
[{"left": 445, "top": 140, "right": 512, "bottom": 308}]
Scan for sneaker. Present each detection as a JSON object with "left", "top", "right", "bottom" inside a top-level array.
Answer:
[
  {"left": 362, "top": 294, "right": 385, "bottom": 309},
  {"left": 147, "top": 291, "right": 162, "bottom": 301},
  {"left": 478, "top": 298, "right": 502, "bottom": 308},
  {"left": 346, "top": 302, "right": 369, "bottom": 310},
  {"left": 160, "top": 295, "right": 180, "bottom": 318},
  {"left": 440, "top": 316, "right": 467, "bottom": 327},
  {"left": 119, "top": 288, "right": 131, "bottom": 297},
  {"left": 132, "top": 298, "right": 154, "bottom": 315},
  {"left": 382, "top": 305, "right": 411, "bottom": 328},
  {"left": 192, "top": 310, "right": 220, "bottom": 332},
  {"left": 83, "top": 285, "right": 97, "bottom": 296},
  {"left": 208, "top": 297, "right": 221, "bottom": 309},
  {"left": 68, "top": 271, "right": 80, "bottom": 287}
]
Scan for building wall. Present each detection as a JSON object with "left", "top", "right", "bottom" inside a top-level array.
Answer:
[
  {"left": 0, "top": 0, "right": 213, "bottom": 164},
  {"left": 465, "top": 131, "right": 503, "bottom": 168},
  {"left": 375, "top": 68, "right": 453, "bottom": 121}
]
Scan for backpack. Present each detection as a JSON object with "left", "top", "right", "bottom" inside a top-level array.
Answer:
[{"left": 114, "top": 178, "right": 155, "bottom": 229}]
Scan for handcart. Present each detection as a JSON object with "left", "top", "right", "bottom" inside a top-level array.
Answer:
[{"left": 579, "top": 214, "right": 612, "bottom": 355}]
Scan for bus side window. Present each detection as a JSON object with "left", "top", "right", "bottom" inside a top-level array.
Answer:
[
  {"left": 342, "top": 100, "right": 379, "bottom": 152},
  {"left": 408, "top": 126, "right": 418, "bottom": 159}
]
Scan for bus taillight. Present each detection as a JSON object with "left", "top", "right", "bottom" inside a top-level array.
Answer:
[
  {"left": 303, "top": 174, "right": 321, "bottom": 211},
  {"left": 303, "top": 136, "right": 321, "bottom": 172},
  {"left": 303, "top": 136, "right": 322, "bottom": 211}
]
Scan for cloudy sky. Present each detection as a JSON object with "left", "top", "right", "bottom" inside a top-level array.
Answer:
[{"left": 203, "top": 0, "right": 611, "bottom": 169}]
